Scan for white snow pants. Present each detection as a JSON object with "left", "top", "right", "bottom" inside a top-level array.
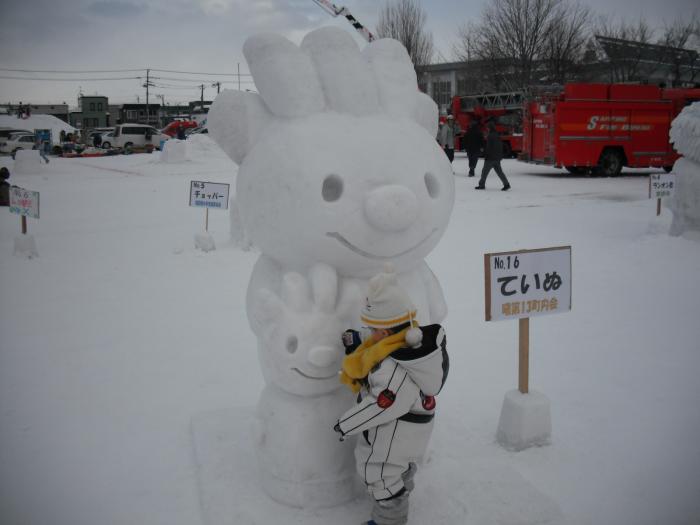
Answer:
[{"left": 355, "top": 417, "right": 433, "bottom": 501}]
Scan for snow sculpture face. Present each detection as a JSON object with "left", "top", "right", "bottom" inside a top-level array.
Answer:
[{"left": 209, "top": 27, "right": 455, "bottom": 279}]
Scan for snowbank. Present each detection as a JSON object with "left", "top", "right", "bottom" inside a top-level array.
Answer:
[
  {"left": 669, "top": 102, "right": 700, "bottom": 238},
  {"left": 0, "top": 114, "right": 75, "bottom": 144},
  {"left": 13, "top": 149, "right": 50, "bottom": 174}
]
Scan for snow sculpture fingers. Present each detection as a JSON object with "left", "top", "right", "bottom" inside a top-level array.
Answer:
[{"left": 253, "top": 263, "right": 350, "bottom": 396}]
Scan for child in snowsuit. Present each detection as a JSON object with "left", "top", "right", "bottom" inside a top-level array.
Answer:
[{"left": 334, "top": 266, "right": 449, "bottom": 525}]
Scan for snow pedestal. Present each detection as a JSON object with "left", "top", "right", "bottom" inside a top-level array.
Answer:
[
  {"left": 13, "top": 234, "right": 38, "bottom": 259},
  {"left": 497, "top": 390, "right": 551, "bottom": 451},
  {"left": 195, "top": 232, "right": 215, "bottom": 252},
  {"left": 255, "top": 385, "right": 358, "bottom": 508},
  {"left": 160, "top": 139, "right": 189, "bottom": 163}
]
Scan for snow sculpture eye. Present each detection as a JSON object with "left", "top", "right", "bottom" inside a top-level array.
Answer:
[
  {"left": 322, "top": 174, "right": 343, "bottom": 202},
  {"left": 286, "top": 335, "right": 298, "bottom": 354},
  {"left": 424, "top": 172, "right": 440, "bottom": 199}
]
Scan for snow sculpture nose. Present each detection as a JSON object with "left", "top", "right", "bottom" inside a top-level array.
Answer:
[
  {"left": 307, "top": 345, "right": 338, "bottom": 368},
  {"left": 364, "top": 185, "right": 418, "bottom": 233}
]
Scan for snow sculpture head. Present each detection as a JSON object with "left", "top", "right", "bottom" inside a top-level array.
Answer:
[{"left": 209, "top": 27, "right": 455, "bottom": 278}]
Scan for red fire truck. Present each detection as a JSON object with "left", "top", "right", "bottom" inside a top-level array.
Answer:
[
  {"left": 450, "top": 91, "right": 525, "bottom": 157},
  {"left": 520, "top": 83, "right": 700, "bottom": 175}
]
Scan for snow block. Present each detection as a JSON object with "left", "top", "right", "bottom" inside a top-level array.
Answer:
[
  {"left": 497, "top": 390, "right": 552, "bottom": 451},
  {"left": 195, "top": 232, "right": 216, "bottom": 252},
  {"left": 13, "top": 234, "right": 38, "bottom": 259},
  {"left": 159, "top": 139, "right": 189, "bottom": 163}
]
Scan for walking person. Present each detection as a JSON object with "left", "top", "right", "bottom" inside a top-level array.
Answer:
[
  {"left": 439, "top": 115, "right": 459, "bottom": 166},
  {"left": 464, "top": 119, "right": 485, "bottom": 177},
  {"left": 475, "top": 121, "right": 511, "bottom": 191}
]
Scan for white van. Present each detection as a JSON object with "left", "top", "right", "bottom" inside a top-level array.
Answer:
[{"left": 112, "top": 124, "right": 169, "bottom": 150}]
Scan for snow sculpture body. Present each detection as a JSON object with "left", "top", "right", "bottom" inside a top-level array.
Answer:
[
  {"left": 669, "top": 102, "right": 700, "bottom": 237},
  {"left": 208, "top": 27, "right": 455, "bottom": 508}
]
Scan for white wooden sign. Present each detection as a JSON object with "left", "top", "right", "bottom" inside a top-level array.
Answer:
[
  {"left": 484, "top": 246, "right": 571, "bottom": 322},
  {"left": 189, "top": 181, "right": 230, "bottom": 209},
  {"left": 648, "top": 173, "right": 675, "bottom": 199},
  {"left": 9, "top": 186, "right": 40, "bottom": 219}
]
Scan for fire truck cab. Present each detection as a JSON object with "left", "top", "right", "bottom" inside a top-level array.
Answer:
[{"left": 521, "top": 83, "right": 700, "bottom": 176}]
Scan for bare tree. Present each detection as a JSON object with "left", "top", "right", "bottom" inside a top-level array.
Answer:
[
  {"left": 454, "top": 0, "right": 562, "bottom": 90},
  {"left": 657, "top": 15, "right": 700, "bottom": 85},
  {"left": 542, "top": 2, "right": 592, "bottom": 83},
  {"left": 376, "top": 0, "right": 434, "bottom": 67}
]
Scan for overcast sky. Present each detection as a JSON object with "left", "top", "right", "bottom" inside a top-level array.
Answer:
[{"left": 0, "top": 0, "right": 697, "bottom": 107}]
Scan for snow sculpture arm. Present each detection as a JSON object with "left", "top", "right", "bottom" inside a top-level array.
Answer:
[
  {"left": 335, "top": 359, "right": 420, "bottom": 437},
  {"left": 419, "top": 262, "right": 448, "bottom": 323}
]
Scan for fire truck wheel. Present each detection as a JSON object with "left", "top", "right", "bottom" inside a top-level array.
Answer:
[
  {"left": 663, "top": 166, "right": 673, "bottom": 173},
  {"left": 565, "top": 166, "right": 587, "bottom": 175},
  {"left": 598, "top": 149, "right": 624, "bottom": 177}
]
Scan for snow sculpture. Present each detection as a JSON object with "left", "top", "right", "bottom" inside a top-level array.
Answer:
[
  {"left": 669, "top": 101, "right": 700, "bottom": 237},
  {"left": 208, "top": 26, "right": 455, "bottom": 508}
]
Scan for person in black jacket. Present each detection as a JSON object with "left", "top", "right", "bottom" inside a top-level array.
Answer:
[
  {"left": 464, "top": 120, "right": 485, "bottom": 177},
  {"left": 475, "top": 121, "right": 511, "bottom": 191},
  {"left": 0, "top": 167, "right": 11, "bottom": 206}
]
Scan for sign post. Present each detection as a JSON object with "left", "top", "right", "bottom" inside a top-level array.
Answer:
[
  {"left": 9, "top": 186, "right": 40, "bottom": 258},
  {"left": 189, "top": 181, "right": 230, "bottom": 252},
  {"left": 484, "top": 245, "right": 572, "bottom": 450},
  {"left": 648, "top": 173, "right": 675, "bottom": 217}
]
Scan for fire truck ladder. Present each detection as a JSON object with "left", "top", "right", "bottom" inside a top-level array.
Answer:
[
  {"left": 458, "top": 91, "right": 525, "bottom": 112},
  {"left": 312, "top": 0, "right": 375, "bottom": 42}
]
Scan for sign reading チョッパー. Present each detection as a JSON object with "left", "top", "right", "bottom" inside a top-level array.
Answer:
[
  {"left": 484, "top": 246, "right": 571, "bottom": 321},
  {"left": 189, "top": 181, "right": 230, "bottom": 209}
]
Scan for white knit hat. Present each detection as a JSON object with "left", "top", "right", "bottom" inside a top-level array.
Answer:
[{"left": 361, "top": 264, "right": 417, "bottom": 329}]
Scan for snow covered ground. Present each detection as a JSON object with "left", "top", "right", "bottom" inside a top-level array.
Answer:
[{"left": 1, "top": 144, "right": 699, "bottom": 525}]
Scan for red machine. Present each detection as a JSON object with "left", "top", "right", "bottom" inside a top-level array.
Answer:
[
  {"left": 450, "top": 91, "right": 525, "bottom": 157},
  {"left": 520, "top": 83, "right": 700, "bottom": 175},
  {"left": 161, "top": 120, "right": 198, "bottom": 138}
]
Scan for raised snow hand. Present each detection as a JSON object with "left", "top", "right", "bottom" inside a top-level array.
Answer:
[
  {"left": 253, "top": 263, "right": 358, "bottom": 397},
  {"left": 208, "top": 26, "right": 455, "bottom": 509}
]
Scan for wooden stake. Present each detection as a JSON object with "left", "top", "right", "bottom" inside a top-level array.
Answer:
[
  {"left": 205, "top": 207, "right": 209, "bottom": 232},
  {"left": 656, "top": 198, "right": 661, "bottom": 217},
  {"left": 519, "top": 317, "right": 530, "bottom": 394},
  {"left": 21, "top": 215, "right": 27, "bottom": 235}
]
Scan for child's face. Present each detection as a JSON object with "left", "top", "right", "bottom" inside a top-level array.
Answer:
[{"left": 369, "top": 328, "right": 391, "bottom": 344}]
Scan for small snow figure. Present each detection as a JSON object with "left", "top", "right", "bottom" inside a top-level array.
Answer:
[{"left": 335, "top": 266, "right": 449, "bottom": 525}]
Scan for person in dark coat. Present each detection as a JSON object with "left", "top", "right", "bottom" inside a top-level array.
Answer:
[
  {"left": 0, "top": 167, "right": 11, "bottom": 206},
  {"left": 475, "top": 121, "right": 511, "bottom": 191},
  {"left": 93, "top": 132, "right": 102, "bottom": 148},
  {"left": 176, "top": 124, "right": 186, "bottom": 140},
  {"left": 464, "top": 120, "right": 485, "bottom": 177}
]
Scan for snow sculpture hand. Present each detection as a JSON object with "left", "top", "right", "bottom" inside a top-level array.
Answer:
[
  {"left": 209, "top": 26, "right": 454, "bottom": 279},
  {"left": 253, "top": 263, "right": 358, "bottom": 396}
]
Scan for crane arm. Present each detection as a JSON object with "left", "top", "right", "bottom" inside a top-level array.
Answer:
[{"left": 312, "top": 0, "right": 375, "bottom": 42}]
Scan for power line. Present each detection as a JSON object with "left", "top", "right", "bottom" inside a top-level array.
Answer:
[
  {"left": 0, "top": 75, "right": 143, "bottom": 81},
  {"left": 151, "top": 68, "right": 251, "bottom": 76},
  {"left": 0, "top": 67, "right": 145, "bottom": 73}
]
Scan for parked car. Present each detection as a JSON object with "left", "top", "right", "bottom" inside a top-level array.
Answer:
[
  {"left": 0, "top": 127, "right": 32, "bottom": 141},
  {"left": 100, "top": 131, "right": 115, "bottom": 149},
  {"left": 0, "top": 133, "right": 36, "bottom": 154},
  {"left": 111, "top": 124, "right": 170, "bottom": 150},
  {"left": 161, "top": 120, "right": 198, "bottom": 138},
  {"left": 186, "top": 127, "right": 208, "bottom": 137}
]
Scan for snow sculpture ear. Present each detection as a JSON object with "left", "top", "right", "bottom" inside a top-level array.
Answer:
[
  {"left": 414, "top": 91, "right": 439, "bottom": 138},
  {"left": 363, "top": 38, "right": 438, "bottom": 135},
  {"left": 301, "top": 26, "right": 380, "bottom": 116},
  {"left": 208, "top": 89, "right": 273, "bottom": 165},
  {"left": 243, "top": 33, "right": 325, "bottom": 118}
]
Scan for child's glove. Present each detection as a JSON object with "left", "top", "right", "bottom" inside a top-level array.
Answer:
[{"left": 341, "top": 329, "right": 362, "bottom": 355}]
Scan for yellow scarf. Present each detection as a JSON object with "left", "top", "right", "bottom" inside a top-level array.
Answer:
[{"left": 339, "top": 327, "right": 410, "bottom": 393}]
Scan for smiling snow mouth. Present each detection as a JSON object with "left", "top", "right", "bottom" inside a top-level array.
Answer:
[
  {"left": 326, "top": 229, "right": 438, "bottom": 260},
  {"left": 292, "top": 368, "right": 338, "bottom": 380}
]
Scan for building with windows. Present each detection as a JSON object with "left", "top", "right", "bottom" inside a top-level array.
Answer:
[
  {"left": 74, "top": 96, "right": 108, "bottom": 130},
  {"left": 118, "top": 104, "right": 161, "bottom": 126}
]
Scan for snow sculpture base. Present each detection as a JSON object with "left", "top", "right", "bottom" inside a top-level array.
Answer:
[
  {"left": 191, "top": 406, "right": 568, "bottom": 525},
  {"left": 160, "top": 139, "right": 189, "bottom": 163},
  {"left": 195, "top": 232, "right": 216, "bottom": 252},
  {"left": 669, "top": 158, "right": 700, "bottom": 238},
  {"left": 14, "top": 234, "right": 38, "bottom": 259},
  {"left": 497, "top": 390, "right": 552, "bottom": 451},
  {"left": 255, "top": 385, "right": 358, "bottom": 508}
]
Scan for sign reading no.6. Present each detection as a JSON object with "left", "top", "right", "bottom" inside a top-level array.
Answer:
[{"left": 484, "top": 246, "right": 571, "bottom": 322}]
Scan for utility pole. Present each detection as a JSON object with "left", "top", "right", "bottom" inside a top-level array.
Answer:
[
  {"left": 143, "top": 68, "right": 155, "bottom": 125},
  {"left": 237, "top": 63, "right": 241, "bottom": 91},
  {"left": 212, "top": 81, "right": 221, "bottom": 94},
  {"left": 199, "top": 84, "right": 205, "bottom": 104}
]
